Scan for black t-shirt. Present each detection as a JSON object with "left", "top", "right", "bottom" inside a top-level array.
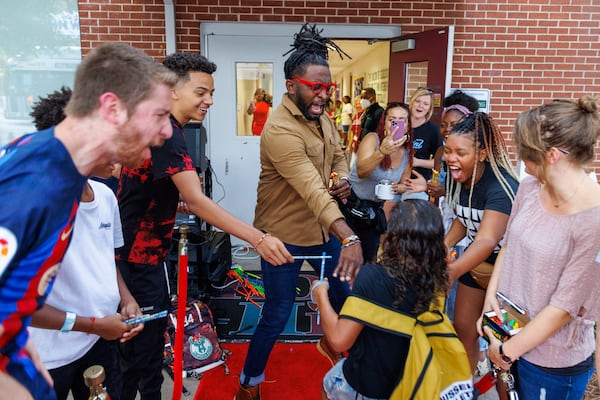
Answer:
[
  {"left": 412, "top": 120, "right": 443, "bottom": 180},
  {"left": 359, "top": 103, "right": 384, "bottom": 141},
  {"left": 116, "top": 115, "right": 195, "bottom": 267},
  {"left": 341, "top": 264, "right": 416, "bottom": 398},
  {"left": 456, "top": 163, "right": 519, "bottom": 264}
]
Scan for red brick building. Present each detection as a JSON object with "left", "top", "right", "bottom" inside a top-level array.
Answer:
[{"left": 77, "top": 0, "right": 599, "bottom": 175}]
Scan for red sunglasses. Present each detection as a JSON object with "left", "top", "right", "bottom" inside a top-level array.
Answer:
[{"left": 292, "top": 77, "right": 337, "bottom": 96}]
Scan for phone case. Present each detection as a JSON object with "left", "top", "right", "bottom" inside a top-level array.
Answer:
[{"left": 392, "top": 120, "right": 405, "bottom": 141}]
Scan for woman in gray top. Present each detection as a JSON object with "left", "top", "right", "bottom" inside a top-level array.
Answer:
[{"left": 344, "top": 102, "right": 413, "bottom": 262}]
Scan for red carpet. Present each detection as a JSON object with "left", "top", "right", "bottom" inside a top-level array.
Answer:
[{"left": 194, "top": 342, "right": 331, "bottom": 399}]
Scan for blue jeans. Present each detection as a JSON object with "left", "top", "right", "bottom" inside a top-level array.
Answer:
[
  {"left": 240, "top": 235, "right": 350, "bottom": 385},
  {"left": 516, "top": 357, "right": 594, "bottom": 400},
  {"left": 323, "top": 359, "right": 386, "bottom": 400}
]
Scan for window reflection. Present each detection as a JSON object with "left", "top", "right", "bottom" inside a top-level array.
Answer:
[{"left": 236, "top": 62, "right": 274, "bottom": 136}]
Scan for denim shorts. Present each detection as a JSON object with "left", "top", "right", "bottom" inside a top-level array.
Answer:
[
  {"left": 516, "top": 357, "right": 594, "bottom": 400},
  {"left": 323, "top": 359, "right": 386, "bottom": 400}
]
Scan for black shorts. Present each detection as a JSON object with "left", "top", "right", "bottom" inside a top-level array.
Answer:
[{"left": 458, "top": 271, "right": 485, "bottom": 290}]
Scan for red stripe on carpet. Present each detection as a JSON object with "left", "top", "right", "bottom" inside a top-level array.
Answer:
[{"left": 194, "top": 342, "right": 332, "bottom": 399}]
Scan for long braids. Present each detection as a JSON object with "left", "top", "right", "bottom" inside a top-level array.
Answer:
[
  {"left": 283, "top": 24, "right": 350, "bottom": 79},
  {"left": 446, "top": 112, "right": 519, "bottom": 214}
]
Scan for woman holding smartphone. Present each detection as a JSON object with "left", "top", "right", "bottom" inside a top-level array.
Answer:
[{"left": 343, "top": 102, "right": 413, "bottom": 262}]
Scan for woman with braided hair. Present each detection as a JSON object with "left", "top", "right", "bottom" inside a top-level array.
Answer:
[
  {"left": 235, "top": 24, "right": 359, "bottom": 400},
  {"left": 442, "top": 112, "right": 519, "bottom": 373}
]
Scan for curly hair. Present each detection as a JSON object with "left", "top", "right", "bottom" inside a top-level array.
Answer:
[
  {"left": 30, "top": 86, "right": 72, "bottom": 130},
  {"left": 283, "top": 23, "right": 349, "bottom": 80},
  {"left": 162, "top": 52, "right": 217, "bottom": 82},
  {"left": 379, "top": 200, "right": 448, "bottom": 314}
]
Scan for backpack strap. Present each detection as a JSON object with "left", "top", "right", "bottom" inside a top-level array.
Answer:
[
  {"left": 340, "top": 295, "right": 472, "bottom": 400},
  {"left": 340, "top": 296, "right": 417, "bottom": 337}
]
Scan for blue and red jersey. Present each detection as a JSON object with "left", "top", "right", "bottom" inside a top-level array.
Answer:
[{"left": 0, "top": 128, "right": 86, "bottom": 398}]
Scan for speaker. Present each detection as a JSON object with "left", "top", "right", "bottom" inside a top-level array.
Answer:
[
  {"left": 168, "top": 226, "right": 231, "bottom": 298},
  {"left": 183, "top": 122, "right": 208, "bottom": 173}
]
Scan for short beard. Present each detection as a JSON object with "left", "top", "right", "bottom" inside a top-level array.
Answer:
[
  {"left": 302, "top": 110, "right": 320, "bottom": 121},
  {"left": 296, "top": 96, "right": 321, "bottom": 121}
]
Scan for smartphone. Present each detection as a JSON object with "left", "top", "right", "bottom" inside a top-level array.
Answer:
[{"left": 391, "top": 119, "right": 406, "bottom": 141}]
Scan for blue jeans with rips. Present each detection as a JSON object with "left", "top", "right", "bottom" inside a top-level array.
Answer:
[
  {"left": 240, "top": 235, "right": 350, "bottom": 386},
  {"left": 516, "top": 357, "right": 594, "bottom": 400},
  {"left": 323, "top": 359, "right": 386, "bottom": 400}
]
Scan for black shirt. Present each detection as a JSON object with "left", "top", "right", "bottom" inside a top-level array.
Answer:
[
  {"left": 455, "top": 164, "right": 518, "bottom": 265},
  {"left": 116, "top": 115, "right": 195, "bottom": 267},
  {"left": 412, "top": 120, "right": 443, "bottom": 180},
  {"left": 359, "top": 103, "right": 384, "bottom": 141},
  {"left": 341, "top": 264, "right": 416, "bottom": 398}
]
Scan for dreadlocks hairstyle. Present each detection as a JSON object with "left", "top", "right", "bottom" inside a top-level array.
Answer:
[
  {"left": 283, "top": 23, "right": 350, "bottom": 79},
  {"left": 379, "top": 199, "right": 448, "bottom": 314},
  {"left": 513, "top": 96, "right": 600, "bottom": 186},
  {"left": 162, "top": 52, "right": 217, "bottom": 82},
  {"left": 445, "top": 112, "right": 519, "bottom": 212},
  {"left": 375, "top": 102, "right": 414, "bottom": 170},
  {"left": 30, "top": 86, "right": 72, "bottom": 130}
]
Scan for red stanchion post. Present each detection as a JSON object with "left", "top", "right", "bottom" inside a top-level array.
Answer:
[{"left": 172, "top": 225, "right": 189, "bottom": 400}]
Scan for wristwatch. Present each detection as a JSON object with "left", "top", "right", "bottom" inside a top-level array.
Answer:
[{"left": 499, "top": 344, "right": 513, "bottom": 364}]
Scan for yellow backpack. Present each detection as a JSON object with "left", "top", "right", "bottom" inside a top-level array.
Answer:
[{"left": 340, "top": 296, "right": 474, "bottom": 400}]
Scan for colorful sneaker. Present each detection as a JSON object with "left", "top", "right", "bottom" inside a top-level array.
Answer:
[{"left": 317, "top": 336, "right": 344, "bottom": 366}]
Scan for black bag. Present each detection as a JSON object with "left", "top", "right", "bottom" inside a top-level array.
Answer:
[
  {"left": 340, "top": 190, "right": 387, "bottom": 234},
  {"left": 168, "top": 227, "right": 232, "bottom": 297}
]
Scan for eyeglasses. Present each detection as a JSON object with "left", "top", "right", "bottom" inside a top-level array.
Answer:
[{"left": 292, "top": 78, "right": 337, "bottom": 96}]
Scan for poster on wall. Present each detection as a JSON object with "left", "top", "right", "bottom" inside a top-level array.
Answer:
[
  {"left": 452, "top": 88, "right": 490, "bottom": 113},
  {"left": 353, "top": 75, "right": 364, "bottom": 97}
]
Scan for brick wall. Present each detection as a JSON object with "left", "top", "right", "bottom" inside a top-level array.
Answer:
[{"left": 77, "top": 0, "right": 600, "bottom": 175}]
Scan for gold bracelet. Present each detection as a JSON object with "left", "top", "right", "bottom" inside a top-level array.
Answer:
[
  {"left": 342, "top": 239, "right": 361, "bottom": 248},
  {"left": 341, "top": 234, "right": 360, "bottom": 246},
  {"left": 254, "top": 232, "right": 270, "bottom": 249}
]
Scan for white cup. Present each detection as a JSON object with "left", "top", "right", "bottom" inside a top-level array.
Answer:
[{"left": 375, "top": 181, "right": 394, "bottom": 200}]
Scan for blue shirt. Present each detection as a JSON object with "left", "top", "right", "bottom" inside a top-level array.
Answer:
[{"left": 0, "top": 128, "right": 86, "bottom": 397}]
